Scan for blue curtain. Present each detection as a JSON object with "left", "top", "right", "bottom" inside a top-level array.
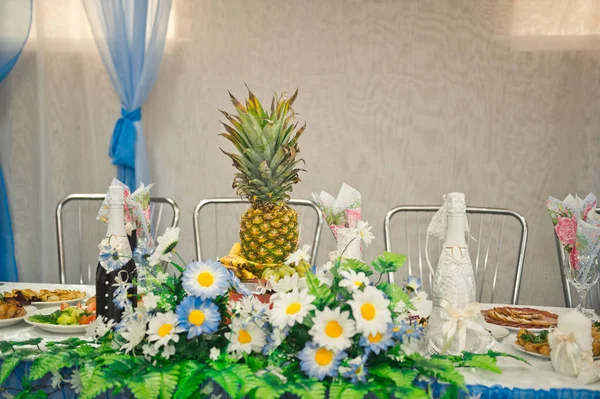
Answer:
[
  {"left": 82, "top": 0, "right": 172, "bottom": 189},
  {"left": 0, "top": 0, "right": 32, "bottom": 282}
]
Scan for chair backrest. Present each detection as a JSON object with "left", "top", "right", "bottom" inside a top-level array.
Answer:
[
  {"left": 56, "top": 194, "right": 180, "bottom": 284},
  {"left": 384, "top": 206, "right": 528, "bottom": 305},
  {"left": 555, "top": 208, "right": 600, "bottom": 309},
  {"left": 193, "top": 198, "right": 324, "bottom": 265}
]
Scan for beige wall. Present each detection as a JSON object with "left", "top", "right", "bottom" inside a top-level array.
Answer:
[{"left": 3, "top": 0, "right": 600, "bottom": 306}]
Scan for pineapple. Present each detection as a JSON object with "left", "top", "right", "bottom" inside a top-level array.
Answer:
[{"left": 220, "top": 87, "right": 306, "bottom": 274}]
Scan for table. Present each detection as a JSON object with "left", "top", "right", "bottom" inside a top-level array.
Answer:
[{"left": 2, "top": 282, "right": 600, "bottom": 398}]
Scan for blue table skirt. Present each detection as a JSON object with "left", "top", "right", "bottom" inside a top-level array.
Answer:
[{"left": 3, "top": 361, "right": 600, "bottom": 399}]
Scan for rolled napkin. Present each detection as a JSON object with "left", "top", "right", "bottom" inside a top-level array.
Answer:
[
  {"left": 549, "top": 328, "right": 582, "bottom": 377},
  {"left": 312, "top": 183, "right": 361, "bottom": 240},
  {"left": 558, "top": 310, "right": 592, "bottom": 353},
  {"left": 438, "top": 300, "right": 488, "bottom": 353}
]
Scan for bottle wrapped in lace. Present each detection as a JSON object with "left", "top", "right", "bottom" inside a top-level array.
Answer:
[{"left": 423, "top": 193, "right": 496, "bottom": 355}]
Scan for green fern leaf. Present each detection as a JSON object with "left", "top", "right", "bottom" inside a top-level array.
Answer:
[
  {"left": 159, "top": 366, "right": 180, "bottom": 399},
  {"left": 370, "top": 364, "right": 417, "bottom": 387},
  {"left": 328, "top": 381, "right": 369, "bottom": 399},
  {"left": 29, "top": 352, "right": 73, "bottom": 380},
  {"left": 290, "top": 380, "right": 326, "bottom": 399},
  {"left": 0, "top": 354, "right": 22, "bottom": 384},
  {"left": 78, "top": 363, "right": 113, "bottom": 399},
  {"left": 174, "top": 361, "right": 208, "bottom": 399},
  {"left": 128, "top": 371, "right": 162, "bottom": 399}
]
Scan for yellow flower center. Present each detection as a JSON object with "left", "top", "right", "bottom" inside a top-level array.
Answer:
[
  {"left": 392, "top": 327, "right": 400, "bottom": 332},
  {"left": 361, "top": 303, "right": 376, "bottom": 320},
  {"left": 188, "top": 310, "right": 205, "bottom": 326},
  {"left": 354, "top": 281, "right": 362, "bottom": 287},
  {"left": 238, "top": 329, "right": 252, "bottom": 344},
  {"left": 368, "top": 332, "right": 382, "bottom": 343},
  {"left": 158, "top": 323, "right": 173, "bottom": 338},
  {"left": 325, "top": 321, "right": 343, "bottom": 338},
  {"left": 315, "top": 347, "right": 333, "bottom": 366},
  {"left": 286, "top": 302, "right": 302, "bottom": 315},
  {"left": 197, "top": 272, "right": 214, "bottom": 287},
  {"left": 356, "top": 366, "right": 363, "bottom": 375}
]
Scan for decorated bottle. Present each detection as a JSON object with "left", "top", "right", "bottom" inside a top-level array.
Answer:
[
  {"left": 425, "top": 193, "right": 494, "bottom": 354},
  {"left": 96, "top": 185, "right": 137, "bottom": 323}
]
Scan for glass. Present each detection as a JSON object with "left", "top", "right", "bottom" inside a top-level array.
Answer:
[{"left": 566, "top": 250, "right": 600, "bottom": 318}]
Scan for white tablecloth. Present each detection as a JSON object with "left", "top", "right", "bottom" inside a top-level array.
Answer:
[{"left": 1, "top": 282, "right": 600, "bottom": 393}]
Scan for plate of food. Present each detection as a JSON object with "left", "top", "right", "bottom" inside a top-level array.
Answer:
[
  {"left": 485, "top": 322, "right": 510, "bottom": 341},
  {"left": 482, "top": 306, "right": 558, "bottom": 332},
  {"left": 2, "top": 289, "right": 88, "bottom": 308},
  {"left": 0, "top": 302, "right": 38, "bottom": 327},
  {"left": 24, "top": 300, "right": 96, "bottom": 334},
  {"left": 514, "top": 326, "right": 600, "bottom": 360}
]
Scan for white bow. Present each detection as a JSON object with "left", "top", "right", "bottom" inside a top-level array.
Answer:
[
  {"left": 439, "top": 300, "right": 487, "bottom": 353},
  {"left": 550, "top": 328, "right": 581, "bottom": 375}
]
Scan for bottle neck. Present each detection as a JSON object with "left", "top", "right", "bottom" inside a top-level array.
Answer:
[
  {"left": 444, "top": 212, "right": 467, "bottom": 247},
  {"left": 106, "top": 203, "right": 126, "bottom": 238}
]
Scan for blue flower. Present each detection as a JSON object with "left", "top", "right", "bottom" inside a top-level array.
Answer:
[
  {"left": 393, "top": 320, "right": 423, "bottom": 342},
  {"left": 298, "top": 342, "right": 346, "bottom": 381},
  {"left": 181, "top": 260, "right": 229, "bottom": 300},
  {"left": 342, "top": 355, "right": 368, "bottom": 383},
  {"left": 227, "top": 269, "right": 252, "bottom": 296},
  {"left": 176, "top": 296, "right": 221, "bottom": 339},
  {"left": 133, "top": 247, "right": 152, "bottom": 267},
  {"left": 112, "top": 274, "right": 132, "bottom": 310},
  {"left": 98, "top": 244, "right": 127, "bottom": 272},
  {"left": 405, "top": 276, "right": 421, "bottom": 293},
  {"left": 360, "top": 327, "right": 395, "bottom": 354}
]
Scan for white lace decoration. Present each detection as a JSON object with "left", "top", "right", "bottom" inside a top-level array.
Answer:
[{"left": 425, "top": 194, "right": 472, "bottom": 277}]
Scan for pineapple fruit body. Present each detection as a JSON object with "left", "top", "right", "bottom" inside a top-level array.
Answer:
[{"left": 240, "top": 204, "right": 298, "bottom": 274}]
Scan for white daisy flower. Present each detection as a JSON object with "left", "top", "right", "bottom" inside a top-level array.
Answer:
[
  {"left": 348, "top": 285, "right": 392, "bottom": 336},
  {"left": 162, "top": 344, "right": 176, "bottom": 359},
  {"left": 155, "top": 271, "right": 170, "bottom": 283},
  {"left": 120, "top": 316, "right": 148, "bottom": 353},
  {"left": 314, "top": 262, "right": 333, "bottom": 287},
  {"left": 147, "top": 311, "right": 184, "bottom": 349},
  {"left": 209, "top": 347, "right": 220, "bottom": 360},
  {"left": 229, "top": 295, "right": 269, "bottom": 326},
  {"left": 309, "top": 307, "right": 356, "bottom": 351},
  {"left": 182, "top": 260, "right": 229, "bottom": 300},
  {"left": 338, "top": 269, "right": 370, "bottom": 292},
  {"left": 285, "top": 244, "right": 312, "bottom": 266},
  {"left": 227, "top": 318, "right": 266, "bottom": 355},
  {"left": 149, "top": 227, "right": 180, "bottom": 265},
  {"left": 354, "top": 220, "right": 375, "bottom": 246},
  {"left": 141, "top": 292, "right": 159, "bottom": 311},
  {"left": 270, "top": 288, "right": 316, "bottom": 329},
  {"left": 67, "top": 369, "right": 83, "bottom": 394},
  {"left": 271, "top": 273, "right": 307, "bottom": 294}
]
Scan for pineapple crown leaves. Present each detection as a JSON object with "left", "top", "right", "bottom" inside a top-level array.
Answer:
[{"left": 219, "top": 86, "right": 306, "bottom": 204}]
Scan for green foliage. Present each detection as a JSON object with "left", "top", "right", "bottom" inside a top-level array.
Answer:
[
  {"left": 341, "top": 259, "right": 373, "bottom": 277},
  {"left": 378, "top": 282, "right": 415, "bottom": 310},
  {"left": 328, "top": 381, "right": 369, "bottom": 399},
  {"left": 371, "top": 252, "right": 407, "bottom": 274},
  {"left": 0, "top": 354, "right": 22, "bottom": 384},
  {"left": 305, "top": 270, "right": 335, "bottom": 308}
]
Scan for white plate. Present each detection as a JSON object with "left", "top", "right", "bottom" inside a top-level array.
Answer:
[
  {"left": 484, "top": 320, "right": 550, "bottom": 333},
  {"left": 485, "top": 323, "right": 510, "bottom": 340},
  {"left": 31, "top": 293, "right": 89, "bottom": 309},
  {"left": 24, "top": 307, "right": 88, "bottom": 334},
  {"left": 0, "top": 305, "right": 38, "bottom": 328},
  {"left": 511, "top": 342, "right": 551, "bottom": 361}
]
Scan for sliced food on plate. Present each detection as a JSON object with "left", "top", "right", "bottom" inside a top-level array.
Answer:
[
  {"left": 2, "top": 288, "right": 86, "bottom": 305},
  {"left": 482, "top": 306, "right": 558, "bottom": 329},
  {"left": 0, "top": 301, "right": 26, "bottom": 319}
]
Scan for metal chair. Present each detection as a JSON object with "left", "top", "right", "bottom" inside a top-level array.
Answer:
[
  {"left": 555, "top": 208, "right": 600, "bottom": 309},
  {"left": 56, "top": 194, "right": 180, "bottom": 284},
  {"left": 193, "top": 198, "right": 324, "bottom": 264},
  {"left": 384, "top": 206, "right": 528, "bottom": 305}
]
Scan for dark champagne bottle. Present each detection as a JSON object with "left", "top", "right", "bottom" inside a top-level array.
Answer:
[{"left": 96, "top": 185, "right": 137, "bottom": 323}]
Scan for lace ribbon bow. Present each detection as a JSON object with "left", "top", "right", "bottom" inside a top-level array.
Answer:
[
  {"left": 550, "top": 328, "right": 580, "bottom": 375},
  {"left": 439, "top": 300, "right": 487, "bottom": 353}
]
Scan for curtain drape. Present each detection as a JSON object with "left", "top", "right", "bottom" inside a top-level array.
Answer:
[
  {"left": 82, "top": 0, "right": 172, "bottom": 189},
  {"left": 0, "top": 0, "right": 32, "bottom": 281}
]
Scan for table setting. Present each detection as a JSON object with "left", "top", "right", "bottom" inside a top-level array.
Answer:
[{"left": 1, "top": 88, "right": 600, "bottom": 399}]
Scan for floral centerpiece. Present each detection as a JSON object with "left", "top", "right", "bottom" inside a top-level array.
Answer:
[{"left": 0, "top": 224, "right": 520, "bottom": 399}]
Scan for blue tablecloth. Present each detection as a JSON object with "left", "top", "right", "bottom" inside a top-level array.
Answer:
[{"left": 3, "top": 360, "right": 600, "bottom": 399}]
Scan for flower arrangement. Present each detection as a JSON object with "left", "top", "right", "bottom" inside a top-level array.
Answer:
[{"left": 0, "top": 225, "right": 520, "bottom": 399}]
